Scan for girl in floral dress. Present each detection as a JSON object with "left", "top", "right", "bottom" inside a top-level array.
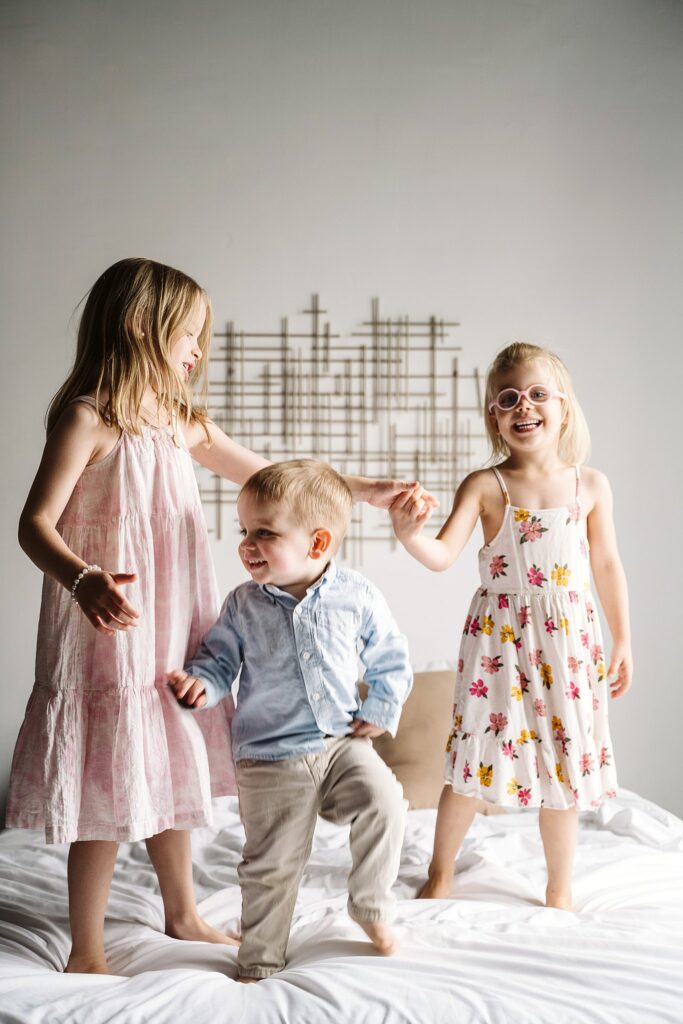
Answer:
[{"left": 390, "top": 342, "right": 632, "bottom": 910}]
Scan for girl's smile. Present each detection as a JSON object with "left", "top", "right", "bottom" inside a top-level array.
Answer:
[
  {"left": 170, "top": 297, "right": 206, "bottom": 383},
  {"left": 490, "top": 360, "right": 566, "bottom": 452}
]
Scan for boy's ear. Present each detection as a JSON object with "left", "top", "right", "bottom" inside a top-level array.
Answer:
[{"left": 310, "top": 528, "right": 333, "bottom": 558}]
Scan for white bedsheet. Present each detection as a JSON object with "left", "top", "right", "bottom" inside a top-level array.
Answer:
[{"left": 0, "top": 789, "right": 681, "bottom": 1024}]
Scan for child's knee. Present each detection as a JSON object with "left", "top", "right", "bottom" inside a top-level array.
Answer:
[{"left": 362, "top": 768, "right": 407, "bottom": 827}]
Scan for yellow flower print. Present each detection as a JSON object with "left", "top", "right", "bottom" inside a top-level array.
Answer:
[
  {"left": 516, "top": 729, "right": 533, "bottom": 745},
  {"left": 540, "top": 662, "right": 554, "bottom": 688},
  {"left": 507, "top": 777, "right": 519, "bottom": 796},
  {"left": 477, "top": 762, "right": 493, "bottom": 787},
  {"left": 596, "top": 661, "right": 606, "bottom": 681},
  {"left": 445, "top": 714, "right": 464, "bottom": 752},
  {"left": 500, "top": 624, "right": 515, "bottom": 644},
  {"left": 555, "top": 763, "right": 565, "bottom": 783},
  {"left": 559, "top": 617, "right": 569, "bottom": 637},
  {"left": 551, "top": 563, "right": 571, "bottom": 587},
  {"left": 514, "top": 509, "right": 530, "bottom": 521},
  {"left": 482, "top": 615, "right": 494, "bottom": 636},
  {"left": 551, "top": 715, "right": 563, "bottom": 731},
  {"left": 511, "top": 685, "right": 523, "bottom": 701}
]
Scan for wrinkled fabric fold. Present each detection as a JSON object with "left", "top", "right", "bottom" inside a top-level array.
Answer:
[{"left": 6, "top": 410, "right": 236, "bottom": 844}]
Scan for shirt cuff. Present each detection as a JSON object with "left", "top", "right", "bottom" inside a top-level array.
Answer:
[
  {"left": 357, "top": 695, "right": 401, "bottom": 738},
  {"left": 186, "top": 673, "right": 222, "bottom": 710}
]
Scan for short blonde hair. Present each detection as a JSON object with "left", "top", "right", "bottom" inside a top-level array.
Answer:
[
  {"left": 485, "top": 342, "right": 591, "bottom": 465},
  {"left": 47, "top": 257, "right": 212, "bottom": 439},
  {"left": 240, "top": 460, "right": 353, "bottom": 534}
]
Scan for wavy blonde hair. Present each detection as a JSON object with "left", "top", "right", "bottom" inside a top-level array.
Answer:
[
  {"left": 485, "top": 342, "right": 591, "bottom": 464},
  {"left": 46, "top": 258, "right": 213, "bottom": 439}
]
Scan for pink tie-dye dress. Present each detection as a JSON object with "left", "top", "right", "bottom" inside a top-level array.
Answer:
[
  {"left": 6, "top": 398, "right": 236, "bottom": 843},
  {"left": 444, "top": 465, "right": 618, "bottom": 811}
]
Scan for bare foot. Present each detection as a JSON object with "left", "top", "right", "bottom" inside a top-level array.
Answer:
[
  {"left": 166, "top": 913, "right": 241, "bottom": 946},
  {"left": 65, "top": 955, "right": 109, "bottom": 974},
  {"left": 417, "top": 873, "right": 452, "bottom": 899},
  {"left": 350, "top": 916, "right": 399, "bottom": 955},
  {"left": 545, "top": 887, "right": 573, "bottom": 911}
]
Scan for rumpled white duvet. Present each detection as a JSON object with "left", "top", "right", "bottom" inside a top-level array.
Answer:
[{"left": 0, "top": 789, "right": 681, "bottom": 1024}]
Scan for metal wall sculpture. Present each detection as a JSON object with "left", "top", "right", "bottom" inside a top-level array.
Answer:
[{"left": 198, "top": 295, "right": 487, "bottom": 560}]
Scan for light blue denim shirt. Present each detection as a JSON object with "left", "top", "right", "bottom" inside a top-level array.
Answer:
[{"left": 185, "top": 561, "right": 412, "bottom": 761}]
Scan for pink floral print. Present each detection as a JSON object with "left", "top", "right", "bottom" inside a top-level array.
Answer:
[
  {"left": 489, "top": 554, "right": 508, "bottom": 579},
  {"left": 486, "top": 712, "right": 508, "bottom": 736},
  {"left": 481, "top": 655, "right": 503, "bottom": 674},
  {"left": 469, "top": 679, "right": 488, "bottom": 698},
  {"left": 444, "top": 467, "right": 618, "bottom": 809},
  {"left": 519, "top": 516, "right": 548, "bottom": 544},
  {"left": 527, "top": 564, "right": 546, "bottom": 587}
]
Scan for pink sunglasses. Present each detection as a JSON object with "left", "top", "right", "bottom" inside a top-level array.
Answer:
[{"left": 488, "top": 383, "right": 567, "bottom": 413}]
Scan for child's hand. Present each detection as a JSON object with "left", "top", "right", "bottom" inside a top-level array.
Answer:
[
  {"left": 350, "top": 718, "right": 387, "bottom": 739},
  {"left": 369, "top": 478, "right": 439, "bottom": 512},
  {"left": 74, "top": 570, "right": 140, "bottom": 635},
  {"left": 389, "top": 483, "right": 434, "bottom": 543},
  {"left": 167, "top": 669, "right": 208, "bottom": 708},
  {"left": 608, "top": 643, "right": 633, "bottom": 698}
]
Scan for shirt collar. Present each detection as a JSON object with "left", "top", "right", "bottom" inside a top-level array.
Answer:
[{"left": 260, "top": 560, "right": 337, "bottom": 605}]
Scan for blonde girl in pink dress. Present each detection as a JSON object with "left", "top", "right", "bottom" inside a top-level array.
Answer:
[
  {"left": 390, "top": 342, "right": 632, "bottom": 911},
  {"left": 6, "top": 257, "right": 420, "bottom": 974}
]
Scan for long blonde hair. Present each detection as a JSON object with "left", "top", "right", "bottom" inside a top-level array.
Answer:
[
  {"left": 485, "top": 342, "right": 591, "bottom": 464},
  {"left": 47, "top": 258, "right": 213, "bottom": 438}
]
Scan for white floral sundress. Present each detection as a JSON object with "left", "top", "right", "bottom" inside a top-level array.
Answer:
[{"left": 444, "top": 465, "right": 618, "bottom": 810}]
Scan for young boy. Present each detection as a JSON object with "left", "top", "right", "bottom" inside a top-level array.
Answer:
[{"left": 167, "top": 460, "right": 412, "bottom": 981}]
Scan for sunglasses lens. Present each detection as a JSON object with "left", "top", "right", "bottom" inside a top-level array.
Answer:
[{"left": 497, "top": 389, "right": 519, "bottom": 410}]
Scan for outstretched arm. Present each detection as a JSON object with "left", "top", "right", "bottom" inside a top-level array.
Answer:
[
  {"left": 188, "top": 418, "right": 438, "bottom": 508},
  {"left": 188, "top": 419, "right": 270, "bottom": 484},
  {"left": 586, "top": 471, "right": 632, "bottom": 698},
  {"left": 389, "top": 473, "right": 483, "bottom": 572}
]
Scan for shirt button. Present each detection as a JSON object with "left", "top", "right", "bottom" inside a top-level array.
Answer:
[
  {"left": 312, "top": 693, "right": 321, "bottom": 701},
  {"left": 303, "top": 651, "right": 311, "bottom": 661},
  {"left": 295, "top": 606, "right": 302, "bottom": 615}
]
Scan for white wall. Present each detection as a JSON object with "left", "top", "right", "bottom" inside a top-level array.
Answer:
[{"left": 1, "top": 0, "right": 682, "bottom": 815}]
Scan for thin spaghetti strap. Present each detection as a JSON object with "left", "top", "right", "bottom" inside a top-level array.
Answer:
[
  {"left": 491, "top": 467, "right": 510, "bottom": 506},
  {"left": 574, "top": 464, "right": 581, "bottom": 501},
  {"left": 71, "top": 395, "right": 100, "bottom": 409}
]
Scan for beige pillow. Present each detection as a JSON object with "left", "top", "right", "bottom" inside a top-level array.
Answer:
[{"left": 360, "top": 671, "right": 503, "bottom": 813}]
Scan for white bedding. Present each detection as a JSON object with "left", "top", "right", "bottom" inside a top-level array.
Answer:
[{"left": 0, "top": 789, "right": 681, "bottom": 1024}]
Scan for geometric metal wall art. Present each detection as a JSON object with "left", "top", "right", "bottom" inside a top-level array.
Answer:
[{"left": 197, "top": 295, "right": 487, "bottom": 561}]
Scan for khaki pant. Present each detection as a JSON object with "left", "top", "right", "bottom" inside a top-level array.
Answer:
[{"left": 235, "top": 736, "right": 407, "bottom": 979}]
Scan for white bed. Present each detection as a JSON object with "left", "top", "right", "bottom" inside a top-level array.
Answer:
[{"left": 0, "top": 789, "right": 681, "bottom": 1023}]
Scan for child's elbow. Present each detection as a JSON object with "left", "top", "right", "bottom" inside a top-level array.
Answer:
[{"left": 17, "top": 511, "right": 36, "bottom": 553}]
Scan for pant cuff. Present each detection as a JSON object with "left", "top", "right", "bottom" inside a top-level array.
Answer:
[
  {"left": 348, "top": 898, "right": 392, "bottom": 924},
  {"left": 238, "top": 966, "right": 281, "bottom": 980}
]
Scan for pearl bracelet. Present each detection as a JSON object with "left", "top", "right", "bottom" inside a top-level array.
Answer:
[{"left": 71, "top": 564, "right": 102, "bottom": 603}]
